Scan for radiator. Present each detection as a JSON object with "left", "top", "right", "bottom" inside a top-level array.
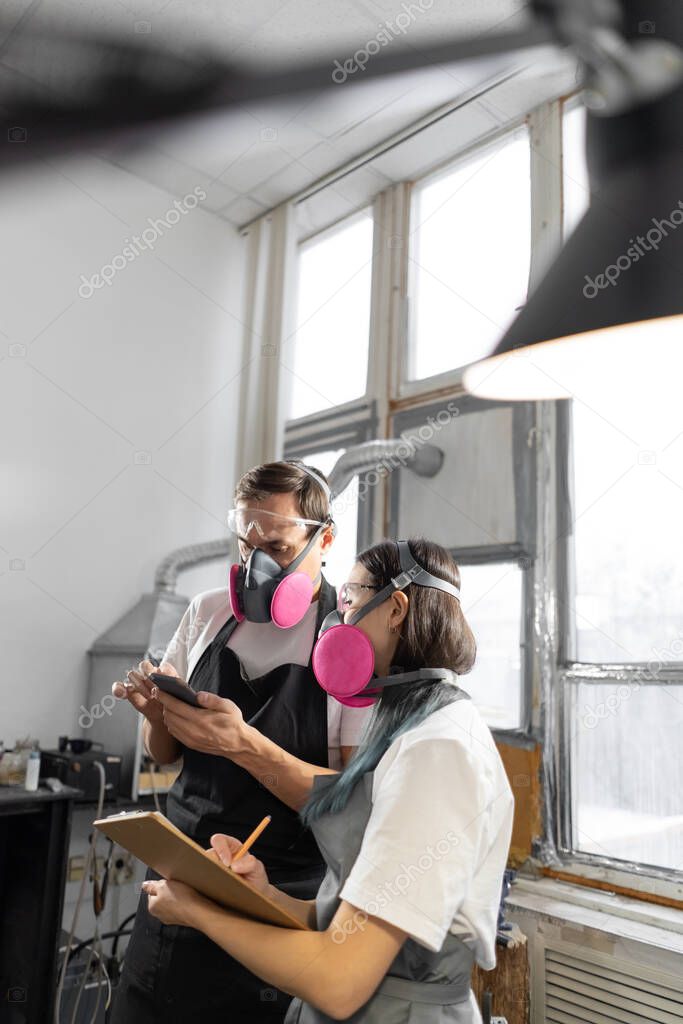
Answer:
[{"left": 543, "top": 943, "right": 683, "bottom": 1023}]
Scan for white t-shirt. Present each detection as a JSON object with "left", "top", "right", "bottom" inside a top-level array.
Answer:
[
  {"left": 161, "top": 587, "right": 373, "bottom": 769},
  {"left": 339, "top": 700, "right": 514, "bottom": 969}
]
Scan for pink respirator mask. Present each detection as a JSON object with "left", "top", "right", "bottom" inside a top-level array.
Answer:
[{"left": 311, "top": 540, "right": 461, "bottom": 706}]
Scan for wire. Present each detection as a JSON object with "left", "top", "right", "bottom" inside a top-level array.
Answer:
[
  {"left": 111, "top": 912, "right": 137, "bottom": 960},
  {"left": 67, "top": 929, "right": 133, "bottom": 963},
  {"left": 64, "top": 942, "right": 112, "bottom": 1019},
  {"left": 94, "top": 944, "right": 112, "bottom": 1012},
  {"left": 54, "top": 760, "right": 106, "bottom": 1024},
  {"left": 69, "top": 772, "right": 106, "bottom": 1024},
  {"left": 71, "top": 932, "right": 97, "bottom": 1024},
  {"left": 88, "top": 927, "right": 103, "bottom": 1024}
]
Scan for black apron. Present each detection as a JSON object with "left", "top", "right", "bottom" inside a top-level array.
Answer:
[{"left": 110, "top": 578, "right": 337, "bottom": 1024}]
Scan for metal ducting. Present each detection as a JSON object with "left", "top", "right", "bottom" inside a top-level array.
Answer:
[{"left": 327, "top": 439, "right": 443, "bottom": 500}]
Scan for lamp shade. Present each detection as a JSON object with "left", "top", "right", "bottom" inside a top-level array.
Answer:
[{"left": 464, "top": 74, "right": 683, "bottom": 401}]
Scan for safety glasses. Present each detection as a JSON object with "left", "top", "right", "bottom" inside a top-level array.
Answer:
[
  {"left": 338, "top": 581, "right": 381, "bottom": 612},
  {"left": 226, "top": 507, "right": 326, "bottom": 540}
]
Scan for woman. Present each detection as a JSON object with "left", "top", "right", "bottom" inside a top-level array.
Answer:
[{"left": 143, "top": 538, "right": 514, "bottom": 1022}]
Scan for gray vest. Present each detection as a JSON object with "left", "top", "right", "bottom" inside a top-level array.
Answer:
[{"left": 285, "top": 691, "right": 480, "bottom": 1023}]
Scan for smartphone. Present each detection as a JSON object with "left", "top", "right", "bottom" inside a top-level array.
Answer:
[{"left": 149, "top": 672, "right": 200, "bottom": 707}]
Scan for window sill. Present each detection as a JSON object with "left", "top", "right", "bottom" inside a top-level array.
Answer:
[{"left": 507, "top": 875, "right": 683, "bottom": 954}]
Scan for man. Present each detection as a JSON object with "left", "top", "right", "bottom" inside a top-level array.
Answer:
[{"left": 110, "top": 460, "right": 372, "bottom": 1022}]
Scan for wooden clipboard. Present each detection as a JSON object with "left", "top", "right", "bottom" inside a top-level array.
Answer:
[{"left": 94, "top": 810, "right": 311, "bottom": 931}]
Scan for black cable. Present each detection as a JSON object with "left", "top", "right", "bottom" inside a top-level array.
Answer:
[
  {"left": 67, "top": 929, "right": 133, "bottom": 964},
  {"left": 111, "top": 913, "right": 137, "bottom": 958}
]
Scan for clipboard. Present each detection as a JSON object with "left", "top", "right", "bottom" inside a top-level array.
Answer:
[{"left": 94, "top": 810, "right": 311, "bottom": 931}]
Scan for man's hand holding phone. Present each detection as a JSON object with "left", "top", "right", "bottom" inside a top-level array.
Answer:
[{"left": 112, "top": 660, "right": 179, "bottom": 724}]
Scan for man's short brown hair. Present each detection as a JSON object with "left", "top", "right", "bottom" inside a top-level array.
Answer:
[{"left": 234, "top": 460, "right": 331, "bottom": 530}]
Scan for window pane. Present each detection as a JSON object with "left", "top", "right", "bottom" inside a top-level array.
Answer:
[
  {"left": 571, "top": 386, "right": 683, "bottom": 662},
  {"left": 562, "top": 102, "right": 589, "bottom": 239},
  {"left": 573, "top": 681, "right": 683, "bottom": 871},
  {"left": 287, "top": 214, "right": 373, "bottom": 419},
  {"left": 459, "top": 562, "right": 523, "bottom": 729},
  {"left": 408, "top": 127, "right": 531, "bottom": 381},
  {"left": 295, "top": 448, "right": 359, "bottom": 590}
]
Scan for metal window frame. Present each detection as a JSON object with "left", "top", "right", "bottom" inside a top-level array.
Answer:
[
  {"left": 284, "top": 400, "right": 379, "bottom": 555},
  {"left": 553, "top": 97, "right": 683, "bottom": 887},
  {"left": 388, "top": 392, "right": 537, "bottom": 740},
  {"left": 555, "top": 390, "right": 683, "bottom": 888},
  {"left": 282, "top": 95, "right": 682, "bottom": 892}
]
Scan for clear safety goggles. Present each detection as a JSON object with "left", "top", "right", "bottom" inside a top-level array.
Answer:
[
  {"left": 226, "top": 507, "right": 327, "bottom": 543},
  {"left": 338, "top": 581, "right": 381, "bottom": 613}
]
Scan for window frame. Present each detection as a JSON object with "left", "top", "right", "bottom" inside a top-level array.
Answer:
[
  {"left": 398, "top": 115, "right": 531, "bottom": 400},
  {"left": 555, "top": 394, "right": 683, "bottom": 892},
  {"left": 389, "top": 393, "right": 537, "bottom": 739},
  {"left": 287, "top": 204, "right": 375, "bottom": 423},
  {"left": 553, "top": 97, "right": 683, "bottom": 896},
  {"left": 282, "top": 94, "right": 681, "bottom": 897},
  {"left": 283, "top": 399, "right": 379, "bottom": 557}
]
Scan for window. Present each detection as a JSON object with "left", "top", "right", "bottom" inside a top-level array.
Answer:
[
  {"left": 279, "top": 95, "right": 681, "bottom": 891},
  {"left": 294, "top": 447, "right": 361, "bottom": 590},
  {"left": 570, "top": 388, "right": 683, "bottom": 663},
  {"left": 388, "top": 394, "right": 535, "bottom": 733},
  {"left": 287, "top": 212, "right": 373, "bottom": 420},
  {"left": 408, "top": 126, "right": 531, "bottom": 381},
  {"left": 459, "top": 562, "right": 524, "bottom": 730},
  {"left": 562, "top": 101, "right": 589, "bottom": 239},
  {"left": 572, "top": 680, "right": 683, "bottom": 872},
  {"left": 560, "top": 97, "right": 683, "bottom": 882}
]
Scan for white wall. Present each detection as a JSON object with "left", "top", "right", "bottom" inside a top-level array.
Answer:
[{"left": 0, "top": 155, "right": 246, "bottom": 746}]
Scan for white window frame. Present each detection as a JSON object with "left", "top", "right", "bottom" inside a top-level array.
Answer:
[
  {"left": 397, "top": 117, "right": 532, "bottom": 400},
  {"left": 286, "top": 205, "right": 375, "bottom": 426}
]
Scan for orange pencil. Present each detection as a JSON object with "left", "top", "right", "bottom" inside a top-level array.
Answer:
[{"left": 231, "top": 815, "right": 271, "bottom": 864}]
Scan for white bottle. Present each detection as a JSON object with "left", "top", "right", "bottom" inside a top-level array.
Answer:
[{"left": 25, "top": 747, "right": 41, "bottom": 792}]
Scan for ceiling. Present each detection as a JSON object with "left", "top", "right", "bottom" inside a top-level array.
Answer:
[{"left": 2, "top": 0, "right": 573, "bottom": 227}]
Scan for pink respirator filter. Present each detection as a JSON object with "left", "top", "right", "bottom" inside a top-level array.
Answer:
[
  {"left": 312, "top": 624, "right": 378, "bottom": 707},
  {"left": 270, "top": 572, "right": 314, "bottom": 629},
  {"left": 228, "top": 563, "right": 246, "bottom": 622}
]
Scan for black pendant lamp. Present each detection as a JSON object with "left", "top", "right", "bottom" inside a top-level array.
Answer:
[{"left": 463, "top": 1, "right": 683, "bottom": 401}]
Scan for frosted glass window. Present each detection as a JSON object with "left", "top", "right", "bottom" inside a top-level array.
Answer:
[
  {"left": 573, "top": 681, "right": 683, "bottom": 871},
  {"left": 288, "top": 214, "right": 372, "bottom": 419},
  {"left": 458, "top": 562, "right": 523, "bottom": 730},
  {"left": 571, "top": 385, "right": 683, "bottom": 662},
  {"left": 408, "top": 127, "right": 531, "bottom": 381}
]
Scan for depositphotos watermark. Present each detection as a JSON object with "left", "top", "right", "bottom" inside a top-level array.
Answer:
[
  {"left": 332, "top": 0, "right": 433, "bottom": 84},
  {"left": 581, "top": 629, "right": 683, "bottom": 729},
  {"left": 331, "top": 828, "right": 460, "bottom": 943},
  {"left": 582, "top": 199, "right": 683, "bottom": 298},
  {"left": 330, "top": 399, "right": 460, "bottom": 518},
  {"left": 78, "top": 187, "right": 207, "bottom": 298}
]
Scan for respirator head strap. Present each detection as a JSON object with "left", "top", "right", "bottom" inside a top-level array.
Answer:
[
  {"left": 345, "top": 541, "right": 460, "bottom": 627},
  {"left": 396, "top": 540, "right": 461, "bottom": 602},
  {"left": 268, "top": 519, "right": 329, "bottom": 575},
  {"left": 357, "top": 666, "right": 461, "bottom": 695}
]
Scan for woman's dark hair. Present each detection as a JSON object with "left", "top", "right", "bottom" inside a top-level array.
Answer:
[
  {"left": 234, "top": 459, "right": 331, "bottom": 534},
  {"left": 301, "top": 537, "right": 476, "bottom": 824}
]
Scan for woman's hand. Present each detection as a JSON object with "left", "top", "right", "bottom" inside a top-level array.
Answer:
[
  {"left": 142, "top": 878, "right": 208, "bottom": 927},
  {"left": 112, "top": 659, "right": 178, "bottom": 725},
  {"left": 207, "top": 834, "right": 271, "bottom": 896}
]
